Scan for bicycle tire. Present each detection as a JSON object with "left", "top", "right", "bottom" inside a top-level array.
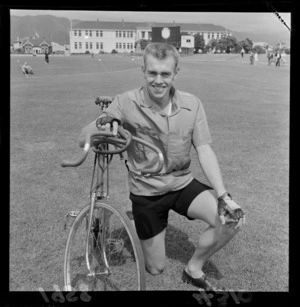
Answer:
[{"left": 64, "top": 201, "right": 146, "bottom": 291}]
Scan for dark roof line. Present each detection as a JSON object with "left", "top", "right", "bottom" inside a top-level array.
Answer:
[{"left": 73, "top": 21, "right": 229, "bottom": 32}]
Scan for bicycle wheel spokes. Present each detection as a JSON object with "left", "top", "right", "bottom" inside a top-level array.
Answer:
[
  {"left": 64, "top": 203, "right": 145, "bottom": 291},
  {"left": 95, "top": 206, "right": 143, "bottom": 290},
  {"left": 66, "top": 214, "right": 108, "bottom": 291}
]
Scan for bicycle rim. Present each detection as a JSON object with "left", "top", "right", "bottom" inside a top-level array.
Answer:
[{"left": 64, "top": 202, "right": 146, "bottom": 291}]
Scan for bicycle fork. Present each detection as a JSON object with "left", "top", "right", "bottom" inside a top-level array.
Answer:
[{"left": 86, "top": 192, "right": 110, "bottom": 277}]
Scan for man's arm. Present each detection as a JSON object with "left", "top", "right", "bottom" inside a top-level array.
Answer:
[
  {"left": 196, "top": 143, "right": 226, "bottom": 198},
  {"left": 196, "top": 143, "right": 246, "bottom": 228}
]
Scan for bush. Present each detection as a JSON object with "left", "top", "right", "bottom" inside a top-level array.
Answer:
[
  {"left": 253, "top": 45, "right": 266, "bottom": 54},
  {"left": 85, "top": 50, "right": 90, "bottom": 54},
  {"left": 111, "top": 49, "right": 118, "bottom": 54},
  {"left": 13, "top": 49, "right": 25, "bottom": 54}
]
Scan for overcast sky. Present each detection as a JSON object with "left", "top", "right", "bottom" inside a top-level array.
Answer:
[{"left": 10, "top": 10, "right": 291, "bottom": 33}]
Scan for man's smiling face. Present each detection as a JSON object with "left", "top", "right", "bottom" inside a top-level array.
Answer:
[{"left": 142, "top": 54, "right": 179, "bottom": 105}]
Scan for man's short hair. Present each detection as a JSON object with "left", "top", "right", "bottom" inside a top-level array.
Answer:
[{"left": 143, "top": 43, "right": 180, "bottom": 69}]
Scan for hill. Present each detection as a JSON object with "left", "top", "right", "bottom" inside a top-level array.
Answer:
[
  {"left": 232, "top": 29, "right": 290, "bottom": 47},
  {"left": 10, "top": 15, "right": 81, "bottom": 45},
  {"left": 10, "top": 14, "right": 290, "bottom": 47}
]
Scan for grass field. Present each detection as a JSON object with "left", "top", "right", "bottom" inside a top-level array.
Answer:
[{"left": 10, "top": 52, "right": 289, "bottom": 292}]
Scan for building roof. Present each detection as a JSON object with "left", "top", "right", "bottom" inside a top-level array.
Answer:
[
  {"left": 73, "top": 21, "right": 229, "bottom": 32},
  {"left": 22, "top": 38, "right": 51, "bottom": 47},
  {"left": 73, "top": 21, "right": 142, "bottom": 30}
]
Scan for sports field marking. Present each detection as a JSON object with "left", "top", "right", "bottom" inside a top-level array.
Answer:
[
  {"left": 236, "top": 59, "right": 290, "bottom": 67},
  {"left": 180, "top": 56, "right": 290, "bottom": 68},
  {"left": 181, "top": 58, "right": 227, "bottom": 62},
  {"left": 17, "top": 66, "right": 140, "bottom": 79}
]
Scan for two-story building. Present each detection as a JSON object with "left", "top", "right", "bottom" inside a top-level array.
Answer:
[
  {"left": 69, "top": 20, "right": 231, "bottom": 54},
  {"left": 22, "top": 38, "right": 51, "bottom": 54},
  {"left": 70, "top": 20, "right": 139, "bottom": 54}
]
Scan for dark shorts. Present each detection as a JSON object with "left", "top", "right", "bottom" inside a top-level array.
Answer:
[{"left": 129, "top": 179, "right": 212, "bottom": 240}]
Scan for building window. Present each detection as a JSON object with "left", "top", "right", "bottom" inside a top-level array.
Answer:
[
  {"left": 123, "top": 43, "right": 126, "bottom": 49},
  {"left": 208, "top": 33, "right": 210, "bottom": 39},
  {"left": 131, "top": 43, "right": 133, "bottom": 49},
  {"left": 100, "top": 42, "right": 103, "bottom": 49},
  {"left": 79, "top": 42, "right": 82, "bottom": 49},
  {"left": 90, "top": 42, "right": 92, "bottom": 49},
  {"left": 127, "top": 43, "right": 130, "bottom": 49},
  {"left": 131, "top": 31, "right": 133, "bottom": 38},
  {"left": 116, "top": 42, "right": 118, "bottom": 49},
  {"left": 141, "top": 31, "right": 145, "bottom": 39},
  {"left": 74, "top": 42, "right": 77, "bottom": 49},
  {"left": 123, "top": 31, "right": 126, "bottom": 38},
  {"left": 96, "top": 31, "right": 99, "bottom": 37},
  {"left": 100, "top": 31, "right": 103, "bottom": 37},
  {"left": 74, "top": 30, "right": 77, "bottom": 36},
  {"left": 78, "top": 30, "right": 81, "bottom": 37},
  {"left": 89, "top": 30, "right": 92, "bottom": 37},
  {"left": 85, "top": 30, "right": 88, "bottom": 37},
  {"left": 96, "top": 42, "right": 99, "bottom": 49},
  {"left": 86, "top": 42, "right": 88, "bottom": 49},
  {"left": 186, "top": 39, "right": 191, "bottom": 43},
  {"left": 116, "top": 31, "right": 118, "bottom": 38}
]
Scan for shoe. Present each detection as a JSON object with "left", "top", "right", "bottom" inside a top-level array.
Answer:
[{"left": 182, "top": 270, "right": 216, "bottom": 291}]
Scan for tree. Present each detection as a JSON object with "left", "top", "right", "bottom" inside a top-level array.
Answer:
[
  {"left": 238, "top": 38, "right": 253, "bottom": 53},
  {"left": 194, "top": 33, "right": 205, "bottom": 52},
  {"left": 139, "top": 39, "right": 151, "bottom": 50},
  {"left": 206, "top": 36, "right": 239, "bottom": 53},
  {"left": 220, "top": 36, "right": 239, "bottom": 53}
]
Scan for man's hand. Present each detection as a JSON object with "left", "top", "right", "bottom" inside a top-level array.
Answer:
[
  {"left": 95, "top": 116, "right": 120, "bottom": 136},
  {"left": 218, "top": 193, "right": 246, "bottom": 229}
]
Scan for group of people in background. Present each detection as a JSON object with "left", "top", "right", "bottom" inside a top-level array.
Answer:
[
  {"left": 267, "top": 50, "right": 286, "bottom": 67},
  {"left": 246, "top": 48, "right": 286, "bottom": 67}
]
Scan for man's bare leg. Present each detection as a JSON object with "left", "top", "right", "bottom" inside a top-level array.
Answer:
[
  {"left": 186, "top": 190, "right": 239, "bottom": 278},
  {"left": 140, "top": 228, "right": 167, "bottom": 275}
]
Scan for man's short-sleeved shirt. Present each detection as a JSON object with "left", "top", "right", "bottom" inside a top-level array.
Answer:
[{"left": 103, "top": 86, "right": 212, "bottom": 196}]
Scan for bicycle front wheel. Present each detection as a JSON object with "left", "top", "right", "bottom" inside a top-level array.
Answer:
[{"left": 64, "top": 201, "right": 146, "bottom": 291}]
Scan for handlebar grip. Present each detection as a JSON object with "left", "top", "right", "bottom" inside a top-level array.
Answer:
[
  {"left": 61, "top": 150, "right": 89, "bottom": 167},
  {"left": 92, "top": 127, "right": 132, "bottom": 154}
]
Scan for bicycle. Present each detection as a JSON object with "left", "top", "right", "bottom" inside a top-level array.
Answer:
[{"left": 61, "top": 97, "right": 164, "bottom": 291}]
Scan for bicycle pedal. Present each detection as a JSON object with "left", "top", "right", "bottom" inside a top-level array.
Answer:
[{"left": 69, "top": 210, "right": 80, "bottom": 217}]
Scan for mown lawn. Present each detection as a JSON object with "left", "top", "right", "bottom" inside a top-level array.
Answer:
[{"left": 10, "top": 53, "right": 289, "bottom": 292}]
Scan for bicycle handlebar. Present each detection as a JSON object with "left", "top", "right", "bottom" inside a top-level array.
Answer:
[{"left": 61, "top": 126, "right": 164, "bottom": 175}]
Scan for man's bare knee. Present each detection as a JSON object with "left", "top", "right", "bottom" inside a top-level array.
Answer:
[{"left": 146, "top": 265, "right": 165, "bottom": 276}]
